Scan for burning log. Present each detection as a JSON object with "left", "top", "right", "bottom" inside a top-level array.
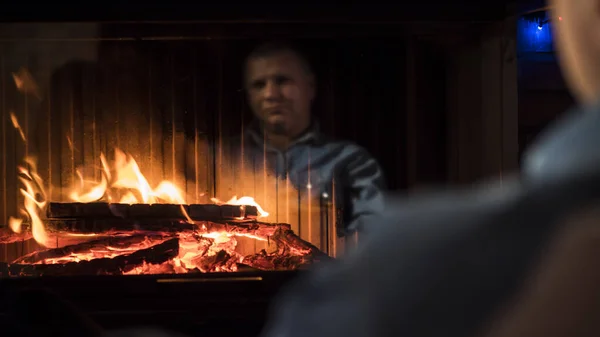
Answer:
[
  {"left": 200, "top": 221, "right": 283, "bottom": 238},
  {"left": 0, "top": 217, "right": 330, "bottom": 276},
  {"left": 242, "top": 250, "right": 313, "bottom": 271},
  {"left": 12, "top": 233, "right": 174, "bottom": 264},
  {"left": 0, "top": 236, "right": 179, "bottom": 277},
  {"left": 0, "top": 227, "right": 32, "bottom": 243},
  {"left": 239, "top": 225, "right": 330, "bottom": 271},
  {"left": 270, "top": 226, "right": 329, "bottom": 258},
  {"left": 198, "top": 250, "right": 238, "bottom": 273},
  {"left": 46, "top": 202, "right": 259, "bottom": 221},
  {"left": 199, "top": 222, "right": 328, "bottom": 258},
  {"left": 45, "top": 218, "right": 197, "bottom": 234}
]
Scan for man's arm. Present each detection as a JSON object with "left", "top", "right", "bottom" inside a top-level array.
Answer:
[{"left": 342, "top": 147, "right": 386, "bottom": 234}]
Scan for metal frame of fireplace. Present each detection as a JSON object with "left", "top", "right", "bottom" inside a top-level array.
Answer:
[{"left": 0, "top": 271, "right": 301, "bottom": 337}]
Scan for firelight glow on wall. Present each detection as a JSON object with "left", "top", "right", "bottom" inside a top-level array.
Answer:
[{"left": 517, "top": 11, "right": 557, "bottom": 53}]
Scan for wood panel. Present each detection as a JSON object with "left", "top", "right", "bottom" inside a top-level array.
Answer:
[
  {"left": 519, "top": 90, "right": 573, "bottom": 127},
  {"left": 518, "top": 56, "right": 567, "bottom": 91},
  {"left": 446, "top": 20, "right": 519, "bottom": 184}
]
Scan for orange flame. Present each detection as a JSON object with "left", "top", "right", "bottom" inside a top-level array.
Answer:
[
  {"left": 11, "top": 67, "right": 41, "bottom": 99},
  {"left": 9, "top": 112, "right": 26, "bottom": 142},
  {"left": 7, "top": 115, "right": 269, "bottom": 247},
  {"left": 211, "top": 196, "right": 270, "bottom": 218},
  {"left": 15, "top": 157, "right": 50, "bottom": 246},
  {"left": 70, "top": 148, "right": 187, "bottom": 205}
]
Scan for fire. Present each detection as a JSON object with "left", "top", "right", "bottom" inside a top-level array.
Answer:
[
  {"left": 6, "top": 115, "right": 268, "bottom": 248},
  {"left": 211, "top": 196, "right": 270, "bottom": 218},
  {"left": 7, "top": 154, "right": 51, "bottom": 246},
  {"left": 69, "top": 148, "right": 187, "bottom": 205},
  {"left": 0, "top": 67, "right": 329, "bottom": 277}
]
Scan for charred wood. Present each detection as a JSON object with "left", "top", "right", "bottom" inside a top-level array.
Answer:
[
  {"left": 199, "top": 221, "right": 287, "bottom": 238},
  {"left": 0, "top": 237, "right": 179, "bottom": 277},
  {"left": 242, "top": 250, "right": 317, "bottom": 271},
  {"left": 12, "top": 233, "right": 174, "bottom": 264},
  {"left": 46, "top": 202, "right": 258, "bottom": 221},
  {"left": 45, "top": 218, "right": 197, "bottom": 234},
  {"left": 238, "top": 227, "right": 331, "bottom": 271},
  {"left": 198, "top": 250, "right": 237, "bottom": 273},
  {"left": 1, "top": 218, "right": 329, "bottom": 275},
  {"left": 269, "top": 226, "right": 330, "bottom": 260}
]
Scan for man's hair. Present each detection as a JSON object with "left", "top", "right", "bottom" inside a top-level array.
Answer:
[{"left": 244, "top": 40, "right": 314, "bottom": 79}]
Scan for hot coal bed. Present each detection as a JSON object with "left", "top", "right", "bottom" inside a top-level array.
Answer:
[
  {"left": 0, "top": 202, "right": 329, "bottom": 336},
  {"left": 0, "top": 202, "right": 329, "bottom": 276}
]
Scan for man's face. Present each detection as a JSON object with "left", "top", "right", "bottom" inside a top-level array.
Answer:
[
  {"left": 245, "top": 51, "right": 315, "bottom": 135},
  {"left": 551, "top": 0, "right": 600, "bottom": 104}
]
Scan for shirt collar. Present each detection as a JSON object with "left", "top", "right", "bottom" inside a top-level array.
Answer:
[{"left": 245, "top": 119, "right": 325, "bottom": 149}]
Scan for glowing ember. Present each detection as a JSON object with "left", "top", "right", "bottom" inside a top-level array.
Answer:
[{"left": 0, "top": 222, "right": 329, "bottom": 276}]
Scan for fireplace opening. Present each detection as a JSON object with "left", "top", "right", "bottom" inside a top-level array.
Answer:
[
  {"left": 0, "top": 25, "right": 368, "bottom": 275},
  {"left": 0, "top": 142, "right": 331, "bottom": 276}
]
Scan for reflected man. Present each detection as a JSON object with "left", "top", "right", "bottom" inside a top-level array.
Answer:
[{"left": 236, "top": 41, "right": 385, "bottom": 238}]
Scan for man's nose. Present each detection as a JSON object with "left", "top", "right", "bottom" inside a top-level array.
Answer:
[{"left": 263, "top": 81, "right": 282, "bottom": 100}]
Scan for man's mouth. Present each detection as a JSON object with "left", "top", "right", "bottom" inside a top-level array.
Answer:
[{"left": 265, "top": 108, "right": 285, "bottom": 116}]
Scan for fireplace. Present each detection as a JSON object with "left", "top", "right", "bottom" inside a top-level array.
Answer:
[
  {"left": 0, "top": 144, "right": 331, "bottom": 276},
  {"left": 0, "top": 20, "right": 346, "bottom": 268},
  {"left": 0, "top": 111, "right": 331, "bottom": 336},
  {"left": 0, "top": 20, "right": 353, "bottom": 336}
]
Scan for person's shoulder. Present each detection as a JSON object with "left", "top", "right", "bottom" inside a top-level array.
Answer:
[
  {"left": 262, "top": 178, "right": 528, "bottom": 337},
  {"left": 320, "top": 137, "right": 375, "bottom": 159},
  {"left": 364, "top": 178, "right": 523, "bottom": 239},
  {"left": 263, "top": 170, "right": 600, "bottom": 337}
]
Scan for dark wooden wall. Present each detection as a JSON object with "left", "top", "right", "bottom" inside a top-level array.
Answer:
[{"left": 518, "top": 54, "right": 574, "bottom": 162}]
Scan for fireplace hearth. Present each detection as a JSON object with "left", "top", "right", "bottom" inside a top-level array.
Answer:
[{"left": 0, "top": 270, "right": 302, "bottom": 337}]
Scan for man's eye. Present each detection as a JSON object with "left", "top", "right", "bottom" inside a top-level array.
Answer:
[
  {"left": 252, "top": 81, "right": 265, "bottom": 89},
  {"left": 275, "top": 76, "right": 290, "bottom": 85}
]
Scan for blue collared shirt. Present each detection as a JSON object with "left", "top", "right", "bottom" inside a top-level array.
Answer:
[{"left": 229, "top": 121, "right": 386, "bottom": 236}]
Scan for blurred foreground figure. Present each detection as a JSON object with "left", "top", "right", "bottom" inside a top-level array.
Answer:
[{"left": 261, "top": 2, "right": 600, "bottom": 337}]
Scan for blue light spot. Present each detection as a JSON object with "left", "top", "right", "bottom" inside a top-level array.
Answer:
[{"left": 517, "top": 17, "right": 554, "bottom": 53}]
